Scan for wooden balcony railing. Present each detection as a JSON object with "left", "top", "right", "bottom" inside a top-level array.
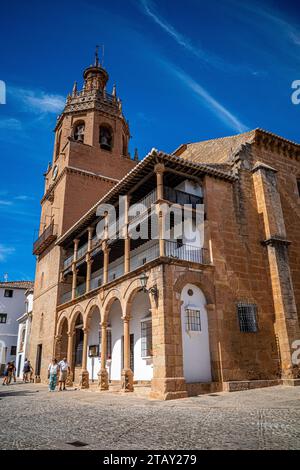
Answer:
[{"left": 33, "top": 222, "right": 57, "bottom": 255}]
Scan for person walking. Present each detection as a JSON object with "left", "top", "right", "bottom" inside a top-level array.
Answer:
[
  {"left": 58, "top": 357, "right": 70, "bottom": 391},
  {"left": 2, "top": 362, "right": 11, "bottom": 385},
  {"left": 23, "top": 359, "right": 32, "bottom": 383},
  {"left": 48, "top": 358, "right": 59, "bottom": 392},
  {"left": 10, "top": 361, "right": 16, "bottom": 383}
]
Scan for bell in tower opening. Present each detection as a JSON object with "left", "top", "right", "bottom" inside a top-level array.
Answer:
[
  {"left": 99, "top": 125, "right": 113, "bottom": 151},
  {"left": 74, "top": 122, "right": 85, "bottom": 143}
]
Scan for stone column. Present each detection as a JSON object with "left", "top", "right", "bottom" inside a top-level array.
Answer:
[
  {"left": 71, "top": 239, "right": 80, "bottom": 300},
  {"left": 98, "top": 322, "right": 109, "bottom": 390},
  {"left": 85, "top": 255, "right": 93, "bottom": 293},
  {"left": 80, "top": 327, "right": 89, "bottom": 389},
  {"left": 121, "top": 316, "right": 134, "bottom": 392},
  {"left": 124, "top": 195, "right": 131, "bottom": 274},
  {"left": 252, "top": 162, "right": 300, "bottom": 383},
  {"left": 66, "top": 331, "right": 75, "bottom": 386},
  {"left": 155, "top": 163, "right": 165, "bottom": 200},
  {"left": 102, "top": 241, "right": 110, "bottom": 285},
  {"left": 87, "top": 226, "right": 94, "bottom": 251},
  {"left": 71, "top": 266, "right": 78, "bottom": 301},
  {"left": 155, "top": 164, "right": 165, "bottom": 257}
]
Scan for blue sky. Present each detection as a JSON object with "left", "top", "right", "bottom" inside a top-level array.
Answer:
[{"left": 0, "top": 0, "right": 299, "bottom": 281}]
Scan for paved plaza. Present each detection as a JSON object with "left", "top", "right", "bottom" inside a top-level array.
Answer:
[{"left": 0, "top": 382, "right": 300, "bottom": 450}]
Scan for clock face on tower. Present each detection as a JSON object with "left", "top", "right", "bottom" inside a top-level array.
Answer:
[{"left": 52, "top": 165, "right": 58, "bottom": 181}]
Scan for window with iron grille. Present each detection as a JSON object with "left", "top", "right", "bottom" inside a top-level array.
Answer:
[
  {"left": 141, "top": 319, "right": 152, "bottom": 358},
  {"left": 0, "top": 313, "right": 7, "bottom": 323},
  {"left": 4, "top": 289, "right": 13, "bottom": 298},
  {"left": 237, "top": 303, "right": 258, "bottom": 332},
  {"left": 99, "top": 328, "right": 112, "bottom": 360},
  {"left": 185, "top": 309, "right": 201, "bottom": 331},
  {"left": 10, "top": 346, "right": 17, "bottom": 355}
]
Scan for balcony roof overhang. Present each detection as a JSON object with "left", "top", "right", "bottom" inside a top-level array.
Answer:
[{"left": 56, "top": 148, "right": 236, "bottom": 247}]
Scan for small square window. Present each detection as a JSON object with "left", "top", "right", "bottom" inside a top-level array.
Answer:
[
  {"left": 237, "top": 303, "right": 258, "bottom": 333},
  {"left": 4, "top": 289, "right": 13, "bottom": 298},
  {"left": 185, "top": 309, "right": 201, "bottom": 331},
  {"left": 10, "top": 346, "right": 17, "bottom": 356},
  {"left": 0, "top": 313, "right": 7, "bottom": 323}
]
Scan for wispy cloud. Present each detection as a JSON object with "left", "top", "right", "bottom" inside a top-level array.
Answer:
[
  {"left": 162, "top": 61, "right": 248, "bottom": 133},
  {"left": 229, "top": 1, "right": 300, "bottom": 63},
  {"left": 0, "top": 244, "right": 15, "bottom": 262},
  {"left": 8, "top": 86, "right": 65, "bottom": 114},
  {"left": 241, "top": 2, "right": 300, "bottom": 47},
  {"left": 140, "top": 0, "right": 202, "bottom": 57},
  {"left": 14, "top": 195, "right": 34, "bottom": 201},
  {"left": 0, "top": 118, "right": 22, "bottom": 130},
  {"left": 0, "top": 200, "right": 13, "bottom": 206},
  {"left": 138, "top": 0, "right": 260, "bottom": 75}
]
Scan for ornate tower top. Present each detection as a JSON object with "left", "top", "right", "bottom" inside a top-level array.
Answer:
[
  {"left": 83, "top": 45, "right": 108, "bottom": 93},
  {"left": 58, "top": 47, "right": 124, "bottom": 123}
]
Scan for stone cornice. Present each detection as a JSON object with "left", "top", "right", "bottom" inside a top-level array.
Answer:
[
  {"left": 254, "top": 129, "right": 300, "bottom": 160},
  {"left": 261, "top": 236, "right": 291, "bottom": 247},
  {"left": 252, "top": 162, "right": 278, "bottom": 174}
]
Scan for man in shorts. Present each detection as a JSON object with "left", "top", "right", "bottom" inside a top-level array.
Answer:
[{"left": 58, "top": 357, "right": 70, "bottom": 391}]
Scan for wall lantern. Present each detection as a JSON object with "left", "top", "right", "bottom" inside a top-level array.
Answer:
[{"left": 139, "top": 273, "right": 159, "bottom": 303}]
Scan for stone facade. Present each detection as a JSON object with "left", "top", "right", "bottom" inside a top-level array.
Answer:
[{"left": 28, "top": 53, "right": 300, "bottom": 399}]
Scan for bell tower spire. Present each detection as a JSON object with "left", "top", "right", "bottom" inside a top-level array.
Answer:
[{"left": 48, "top": 49, "right": 136, "bottom": 229}]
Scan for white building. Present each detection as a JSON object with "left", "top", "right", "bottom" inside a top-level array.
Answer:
[
  {"left": 0, "top": 281, "right": 34, "bottom": 375},
  {"left": 16, "top": 287, "right": 34, "bottom": 378}
]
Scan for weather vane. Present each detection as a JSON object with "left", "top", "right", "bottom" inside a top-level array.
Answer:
[{"left": 95, "top": 44, "right": 104, "bottom": 67}]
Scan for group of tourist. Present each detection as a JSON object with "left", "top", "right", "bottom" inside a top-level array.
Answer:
[
  {"left": 48, "top": 357, "right": 70, "bottom": 392},
  {"left": 2, "top": 357, "right": 70, "bottom": 391},
  {"left": 2, "top": 358, "right": 33, "bottom": 385}
]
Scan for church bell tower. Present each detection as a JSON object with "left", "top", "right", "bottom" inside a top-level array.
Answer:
[{"left": 29, "top": 49, "right": 137, "bottom": 380}]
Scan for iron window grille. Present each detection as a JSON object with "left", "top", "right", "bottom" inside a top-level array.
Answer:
[
  {"left": 185, "top": 309, "right": 201, "bottom": 332},
  {"left": 141, "top": 319, "right": 152, "bottom": 358},
  {"left": 0, "top": 313, "right": 7, "bottom": 323},
  {"left": 237, "top": 302, "right": 258, "bottom": 333},
  {"left": 99, "top": 328, "right": 112, "bottom": 360},
  {"left": 4, "top": 289, "right": 13, "bottom": 298}
]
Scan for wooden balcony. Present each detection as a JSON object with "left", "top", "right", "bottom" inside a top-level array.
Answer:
[{"left": 33, "top": 222, "right": 57, "bottom": 255}]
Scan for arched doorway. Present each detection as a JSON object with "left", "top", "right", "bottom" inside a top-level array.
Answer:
[
  {"left": 129, "top": 290, "right": 153, "bottom": 382},
  {"left": 73, "top": 313, "right": 84, "bottom": 380},
  {"left": 107, "top": 299, "right": 123, "bottom": 382},
  {"left": 86, "top": 306, "right": 101, "bottom": 382},
  {"left": 56, "top": 318, "right": 68, "bottom": 361},
  {"left": 181, "top": 284, "right": 211, "bottom": 383}
]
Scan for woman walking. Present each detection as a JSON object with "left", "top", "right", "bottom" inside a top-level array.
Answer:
[
  {"left": 2, "top": 362, "right": 12, "bottom": 385},
  {"left": 48, "top": 358, "right": 59, "bottom": 392}
]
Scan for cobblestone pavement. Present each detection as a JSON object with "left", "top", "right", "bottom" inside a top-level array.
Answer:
[{"left": 0, "top": 382, "right": 300, "bottom": 450}]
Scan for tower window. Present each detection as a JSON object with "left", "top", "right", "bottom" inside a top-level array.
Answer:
[
  {"left": 55, "top": 130, "right": 61, "bottom": 160},
  {"left": 237, "top": 302, "right": 258, "bottom": 333},
  {"left": 73, "top": 122, "right": 85, "bottom": 143},
  {"left": 297, "top": 179, "right": 300, "bottom": 197},
  {"left": 122, "top": 135, "right": 127, "bottom": 156},
  {"left": 99, "top": 125, "right": 113, "bottom": 151}
]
